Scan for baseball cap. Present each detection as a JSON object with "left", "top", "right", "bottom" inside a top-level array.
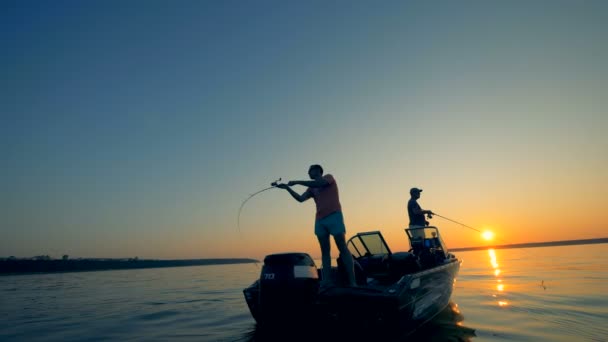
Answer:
[{"left": 410, "top": 187, "right": 423, "bottom": 194}]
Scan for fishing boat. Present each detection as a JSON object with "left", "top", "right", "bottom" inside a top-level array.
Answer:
[{"left": 243, "top": 226, "right": 461, "bottom": 331}]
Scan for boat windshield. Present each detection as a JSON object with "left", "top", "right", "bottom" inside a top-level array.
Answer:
[
  {"left": 347, "top": 231, "right": 392, "bottom": 258},
  {"left": 405, "top": 227, "right": 441, "bottom": 241}
]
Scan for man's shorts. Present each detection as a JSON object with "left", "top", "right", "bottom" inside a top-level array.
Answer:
[{"left": 315, "top": 211, "right": 346, "bottom": 238}]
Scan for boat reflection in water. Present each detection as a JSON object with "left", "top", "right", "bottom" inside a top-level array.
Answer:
[{"left": 243, "top": 300, "right": 476, "bottom": 342}]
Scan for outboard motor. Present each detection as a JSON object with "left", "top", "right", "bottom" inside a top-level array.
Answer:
[{"left": 258, "top": 252, "right": 319, "bottom": 321}]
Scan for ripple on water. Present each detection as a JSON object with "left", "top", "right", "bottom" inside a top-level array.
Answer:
[{"left": 136, "top": 309, "right": 180, "bottom": 321}]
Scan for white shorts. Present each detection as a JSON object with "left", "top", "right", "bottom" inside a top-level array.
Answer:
[{"left": 315, "top": 212, "right": 346, "bottom": 238}]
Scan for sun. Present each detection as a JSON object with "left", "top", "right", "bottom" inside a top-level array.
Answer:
[{"left": 482, "top": 231, "right": 494, "bottom": 241}]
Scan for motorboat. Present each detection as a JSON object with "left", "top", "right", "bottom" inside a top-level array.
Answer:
[{"left": 243, "top": 226, "right": 461, "bottom": 331}]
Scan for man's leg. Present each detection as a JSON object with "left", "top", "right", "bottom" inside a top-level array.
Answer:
[
  {"left": 334, "top": 233, "right": 356, "bottom": 286},
  {"left": 409, "top": 225, "right": 425, "bottom": 255},
  {"left": 316, "top": 233, "right": 332, "bottom": 285},
  {"left": 409, "top": 224, "right": 426, "bottom": 239}
]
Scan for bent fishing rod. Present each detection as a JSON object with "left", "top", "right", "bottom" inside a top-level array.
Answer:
[{"left": 237, "top": 178, "right": 282, "bottom": 231}]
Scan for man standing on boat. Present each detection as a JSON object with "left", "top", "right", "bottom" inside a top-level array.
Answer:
[
  {"left": 275, "top": 164, "right": 357, "bottom": 287},
  {"left": 408, "top": 187, "right": 434, "bottom": 239}
]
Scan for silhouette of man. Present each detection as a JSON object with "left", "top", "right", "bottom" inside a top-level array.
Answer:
[
  {"left": 408, "top": 187, "right": 434, "bottom": 239},
  {"left": 276, "top": 164, "right": 356, "bottom": 287}
]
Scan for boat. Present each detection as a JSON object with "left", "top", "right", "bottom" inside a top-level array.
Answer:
[{"left": 243, "top": 226, "right": 461, "bottom": 332}]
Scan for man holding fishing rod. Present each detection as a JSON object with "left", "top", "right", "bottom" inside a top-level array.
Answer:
[
  {"left": 274, "top": 164, "right": 357, "bottom": 288},
  {"left": 408, "top": 187, "right": 434, "bottom": 240},
  {"left": 408, "top": 187, "right": 434, "bottom": 227}
]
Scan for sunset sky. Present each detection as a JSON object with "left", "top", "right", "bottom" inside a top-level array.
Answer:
[{"left": 2, "top": 1, "right": 607, "bottom": 260}]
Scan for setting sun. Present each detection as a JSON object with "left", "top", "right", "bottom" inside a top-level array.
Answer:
[{"left": 482, "top": 231, "right": 495, "bottom": 241}]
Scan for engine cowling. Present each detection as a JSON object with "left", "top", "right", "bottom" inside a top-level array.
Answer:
[{"left": 258, "top": 252, "right": 319, "bottom": 320}]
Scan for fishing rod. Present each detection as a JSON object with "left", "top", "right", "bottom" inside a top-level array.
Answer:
[
  {"left": 433, "top": 212, "right": 521, "bottom": 248},
  {"left": 431, "top": 213, "right": 482, "bottom": 233},
  {"left": 433, "top": 212, "right": 550, "bottom": 270},
  {"left": 433, "top": 212, "right": 551, "bottom": 286},
  {"left": 237, "top": 178, "right": 282, "bottom": 231},
  {"left": 433, "top": 214, "right": 569, "bottom": 331}
]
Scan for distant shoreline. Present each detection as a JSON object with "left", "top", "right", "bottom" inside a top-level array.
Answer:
[
  {"left": 4, "top": 237, "right": 607, "bottom": 275},
  {"left": 0, "top": 258, "right": 260, "bottom": 276},
  {"left": 450, "top": 237, "right": 608, "bottom": 252}
]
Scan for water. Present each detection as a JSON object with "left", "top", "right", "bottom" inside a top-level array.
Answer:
[{"left": 1, "top": 244, "right": 607, "bottom": 341}]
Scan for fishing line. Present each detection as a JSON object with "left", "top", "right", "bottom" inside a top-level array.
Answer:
[
  {"left": 237, "top": 178, "right": 282, "bottom": 232},
  {"left": 432, "top": 212, "right": 570, "bottom": 333},
  {"left": 432, "top": 213, "right": 482, "bottom": 233},
  {"left": 237, "top": 178, "right": 282, "bottom": 274},
  {"left": 434, "top": 212, "right": 543, "bottom": 259},
  {"left": 434, "top": 212, "right": 557, "bottom": 275},
  {"left": 433, "top": 212, "right": 553, "bottom": 288}
]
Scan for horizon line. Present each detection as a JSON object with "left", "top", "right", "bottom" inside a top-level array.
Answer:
[
  {"left": 4, "top": 237, "right": 607, "bottom": 260},
  {"left": 449, "top": 237, "right": 608, "bottom": 252}
]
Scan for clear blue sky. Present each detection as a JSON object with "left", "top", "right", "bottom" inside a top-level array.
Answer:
[{"left": 2, "top": 1, "right": 607, "bottom": 260}]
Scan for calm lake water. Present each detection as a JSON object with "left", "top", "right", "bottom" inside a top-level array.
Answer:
[{"left": 1, "top": 244, "right": 607, "bottom": 341}]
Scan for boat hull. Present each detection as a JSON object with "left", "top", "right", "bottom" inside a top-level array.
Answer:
[{"left": 243, "top": 259, "right": 461, "bottom": 329}]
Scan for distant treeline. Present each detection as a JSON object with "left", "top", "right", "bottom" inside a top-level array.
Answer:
[
  {"left": 0, "top": 258, "right": 259, "bottom": 276},
  {"left": 450, "top": 237, "right": 608, "bottom": 252}
]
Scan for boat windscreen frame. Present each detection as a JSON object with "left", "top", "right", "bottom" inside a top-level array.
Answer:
[{"left": 346, "top": 231, "right": 393, "bottom": 258}]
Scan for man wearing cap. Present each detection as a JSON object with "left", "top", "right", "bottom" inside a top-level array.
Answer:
[{"left": 408, "top": 187, "right": 434, "bottom": 231}]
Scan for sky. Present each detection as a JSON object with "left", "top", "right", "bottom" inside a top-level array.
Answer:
[{"left": 2, "top": 1, "right": 607, "bottom": 260}]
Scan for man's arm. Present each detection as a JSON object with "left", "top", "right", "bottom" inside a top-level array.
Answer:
[
  {"left": 287, "top": 179, "right": 327, "bottom": 188},
  {"left": 411, "top": 202, "right": 433, "bottom": 215},
  {"left": 277, "top": 184, "right": 312, "bottom": 203},
  {"left": 287, "top": 175, "right": 331, "bottom": 188},
  {"left": 413, "top": 207, "right": 433, "bottom": 215}
]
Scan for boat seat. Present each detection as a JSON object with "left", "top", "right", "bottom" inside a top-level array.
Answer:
[
  {"left": 354, "top": 253, "right": 419, "bottom": 284},
  {"left": 386, "top": 252, "right": 419, "bottom": 276},
  {"left": 355, "top": 254, "right": 390, "bottom": 279}
]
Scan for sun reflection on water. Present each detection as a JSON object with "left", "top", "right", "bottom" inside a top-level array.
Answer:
[{"left": 488, "top": 249, "right": 509, "bottom": 307}]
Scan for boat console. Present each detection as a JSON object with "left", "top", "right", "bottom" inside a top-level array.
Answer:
[
  {"left": 345, "top": 227, "right": 453, "bottom": 283},
  {"left": 406, "top": 227, "right": 451, "bottom": 267}
]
